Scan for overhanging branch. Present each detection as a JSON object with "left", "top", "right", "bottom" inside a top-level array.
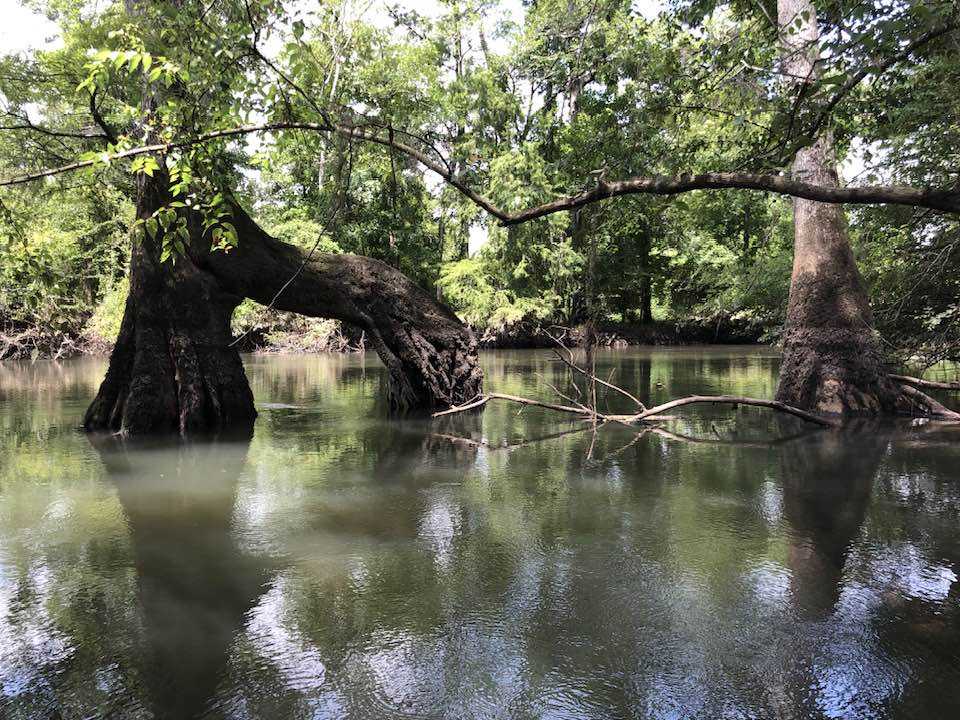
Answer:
[{"left": 1, "top": 120, "right": 958, "bottom": 218}]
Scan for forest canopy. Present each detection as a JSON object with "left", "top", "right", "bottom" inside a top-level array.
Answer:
[{"left": 1, "top": 0, "right": 957, "bottom": 371}]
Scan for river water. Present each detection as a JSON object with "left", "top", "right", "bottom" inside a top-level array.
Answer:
[{"left": 1, "top": 348, "right": 959, "bottom": 719}]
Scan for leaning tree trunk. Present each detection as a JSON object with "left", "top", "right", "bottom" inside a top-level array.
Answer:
[
  {"left": 83, "top": 175, "right": 257, "bottom": 435},
  {"left": 85, "top": 193, "right": 483, "bottom": 435},
  {"left": 198, "top": 203, "right": 483, "bottom": 413},
  {"left": 773, "top": 0, "right": 913, "bottom": 416}
]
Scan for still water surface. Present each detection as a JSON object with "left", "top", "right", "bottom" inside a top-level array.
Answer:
[{"left": 1, "top": 348, "right": 960, "bottom": 719}]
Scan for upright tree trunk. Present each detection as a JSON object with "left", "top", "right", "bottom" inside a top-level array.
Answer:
[
  {"left": 773, "top": 0, "right": 901, "bottom": 415},
  {"left": 639, "top": 275, "right": 653, "bottom": 325},
  {"left": 83, "top": 175, "right": 257, "bottom": 435},
  {"left": 775, "top": 133, "right": 902, "bottom": 414},
  {"left": 84, "top": 15, "right": 257, "bottom": 436}
]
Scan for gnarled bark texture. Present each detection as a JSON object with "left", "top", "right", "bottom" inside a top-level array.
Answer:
[
  {"left": 84, "top": 194, "right": 481, "bottom": 435},
  {"left": 774, "top": 134, "right": 902, "bottom": 415},
  {"left": 200, "top": 204, "right": 482, "bottom": 413},
  {"left": 773, "top": 0, "right": 943, "bottom": 417},
  {"left": 83, "top": 180, "right": 257, "bottom": 435}
]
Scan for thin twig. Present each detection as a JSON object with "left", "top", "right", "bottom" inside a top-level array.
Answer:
[{"left": 542, "top": 328, "right": 647, "bottom": 410}]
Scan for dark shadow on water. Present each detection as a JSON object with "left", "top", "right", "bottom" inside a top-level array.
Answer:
[{"left": 89, "top": 429, "right": 274, "bottom": 720}]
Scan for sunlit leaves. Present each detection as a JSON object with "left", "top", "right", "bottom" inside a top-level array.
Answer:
[{"left": 129, "top": 155, "right": 159, "bottom": 176}]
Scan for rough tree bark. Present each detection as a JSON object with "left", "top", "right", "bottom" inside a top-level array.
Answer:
[
  {"left": 84, "top": 0, "right": 259, "bottom": 435},
  {"left": 83, "top": 193, "right": 482, "bottom": 435},
  {"left": 773, "top": 0, "right": 928, "bottom": 416},
  {"left": 773, "top": 130, "right": 903, "bottom": 414},
  {"left": 199, "top": 202, "right": 483, "bottom": 414},
  {"left": 83, "top": 175, "right": 257, "bottom": 435}
]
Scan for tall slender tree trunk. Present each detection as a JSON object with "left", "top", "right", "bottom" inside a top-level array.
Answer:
[
  {"left": 639, "top": 275, "right": 653, "bottom": 325},
  {"left": 773, "top": 0, "right": 901, "bottom": 415}
]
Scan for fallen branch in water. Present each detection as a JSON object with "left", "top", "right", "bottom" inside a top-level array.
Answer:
[
  {"left": 894, "top": 383, "right": 960, "bottom": 420},
  {"left": 542, "top": 328, "right": 647, "bottom": 411},
  {"left": 648, "top": 425, "right": 823, "bottom": 447},
  {"left": 433, "top": 391, "right": 836, "bottom": 427},
  {"left": 611, "top": 394, "right": 837, "bottom": 427},
  {"left": 890, "top": 374, "right": 960, "bottom": 391},
  {"left": 433, "top": 392, "right": 592, "bottom": 418}
]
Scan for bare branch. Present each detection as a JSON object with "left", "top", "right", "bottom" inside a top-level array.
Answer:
[
  {"left": 499, "top": 173, "right": 960, "bottom": 221},
  {"left": 1, "top": 121, "right": 959, "bottom": 218},
  {"left": 542, "top": 328, "right": 647, "bottom": 410},
  {"left": 620, "top": 395, "right": 837, "bottom": 427},
  {"left": 433, "top": 390, "right": 837, "bottom": 427},
  {"left": 889, "top": 374, "right": 960, "bottom": 391},
  {"left": 895, "top": 383, "right": 960, "bottom": 420}
]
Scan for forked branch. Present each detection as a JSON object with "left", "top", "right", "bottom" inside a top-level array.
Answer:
[{"left": 433, "top": 391, "right": 837, "bottom": 427}]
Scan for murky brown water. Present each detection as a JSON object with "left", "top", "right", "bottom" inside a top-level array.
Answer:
[{"left": 2, "top": 348, "right": 960, "bottom": 719}]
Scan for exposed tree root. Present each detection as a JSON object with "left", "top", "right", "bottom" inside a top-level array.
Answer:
[{"left": 894, "top": 383, "right": 960, "bottom": 421}]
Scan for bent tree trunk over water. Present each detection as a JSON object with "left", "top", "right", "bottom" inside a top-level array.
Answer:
[
  {"left": 84, "top": 193, "right": 481, "bottom": 435},
  {"left": 202, "top": 204, "right": 482, "bottom": 413}
]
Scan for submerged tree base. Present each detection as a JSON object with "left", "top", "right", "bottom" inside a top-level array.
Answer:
[
  {"left": 84, "top": 198, "right": 483, "bottom": 436},
  {"left": 82, "top": 235, "right": 257, "bottom": 435}
]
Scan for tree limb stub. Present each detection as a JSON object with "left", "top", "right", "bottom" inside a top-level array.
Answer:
[{"left": 2, "top": 121, "right": 959, "bottom": 219}]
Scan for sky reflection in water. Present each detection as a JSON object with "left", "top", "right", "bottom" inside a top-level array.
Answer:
[{"left": 1, "top": 348, "right": 959, "bottom": 719}]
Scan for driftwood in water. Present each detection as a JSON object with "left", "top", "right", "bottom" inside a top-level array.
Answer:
[{"left": 434, "top": 390, "right": 837, "bottom": 428}]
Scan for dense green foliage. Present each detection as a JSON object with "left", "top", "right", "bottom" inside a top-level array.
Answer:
[{"left": 0, "top": 0, "right": 957, "bottom": 364}]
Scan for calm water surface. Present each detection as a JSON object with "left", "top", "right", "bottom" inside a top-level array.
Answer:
[{"left": 2, "top": 348, "right": 960, "bottom": 719}]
